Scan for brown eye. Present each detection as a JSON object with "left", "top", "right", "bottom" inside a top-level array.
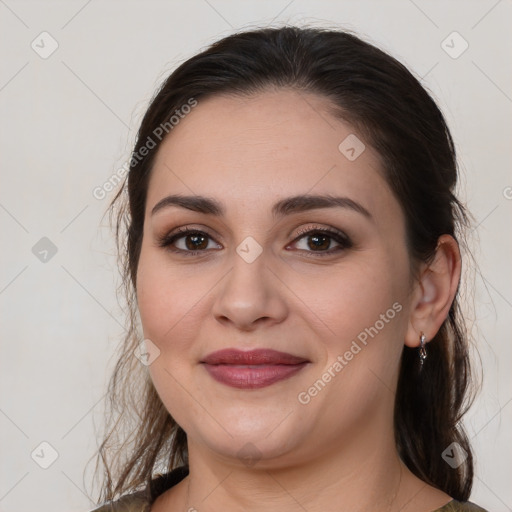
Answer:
[
  {"left": 157, "top": 228, "right": 221, "bottom": 255},
  {"left": 305, "top": 233, "right": 331, "bottom": 251},
  {"left": 182, "top": 233, "right": 209, "bottom": 251},
  {"left": 290, "top": 228, "right": 353, "bottom": 256}
]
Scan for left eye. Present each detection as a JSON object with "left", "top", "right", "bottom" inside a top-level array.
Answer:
[{"left": 289, "top": 229, "right": 353, "bottom": 255}]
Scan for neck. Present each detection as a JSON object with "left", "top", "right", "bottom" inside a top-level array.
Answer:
[{"left": 178, "top": 425, "right": 429, "bottom": 512}]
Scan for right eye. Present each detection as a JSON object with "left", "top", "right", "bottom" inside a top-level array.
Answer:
[{"left": 157, "top": 227, "right": 222, "bottom": 255}]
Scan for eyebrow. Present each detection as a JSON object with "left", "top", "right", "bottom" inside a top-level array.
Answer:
[{"left": 151, "top": 194, "right": 372, "bottom": 220}]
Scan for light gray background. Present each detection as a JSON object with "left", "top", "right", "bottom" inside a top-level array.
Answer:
[{"left": 0, "top": 1, "right": 511, "bottom": 511}]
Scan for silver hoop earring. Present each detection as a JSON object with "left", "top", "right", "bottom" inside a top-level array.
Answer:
[{"left": 419, "top": 332, "right": 427, "bottom": 369}]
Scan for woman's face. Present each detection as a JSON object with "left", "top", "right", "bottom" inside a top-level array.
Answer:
[{"left": 136, "top": 90, "right": 414, "bottom": 468}]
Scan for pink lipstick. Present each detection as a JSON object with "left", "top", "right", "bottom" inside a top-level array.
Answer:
[{"left": 201, "top": 348, "right": 309, "bottom": 389}]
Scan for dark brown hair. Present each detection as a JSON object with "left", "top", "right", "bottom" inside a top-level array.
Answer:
[{"left": 95, "top": 25, "right": 476, "bottom": 504}]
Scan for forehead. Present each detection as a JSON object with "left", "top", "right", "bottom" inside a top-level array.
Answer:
[{"left": 147, "top": 90, "right": 399, "bottom": 225}]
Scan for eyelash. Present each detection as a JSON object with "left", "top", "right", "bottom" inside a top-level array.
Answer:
[{"left": 157, "top": 225, "right": 353, "bottom": 258}]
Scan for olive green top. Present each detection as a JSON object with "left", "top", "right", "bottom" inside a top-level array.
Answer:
[{"left": 90, "top": 466, "right": 489, "bottom": 512}]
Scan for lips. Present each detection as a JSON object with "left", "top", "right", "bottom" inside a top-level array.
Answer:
[
  {"left": 201, "top": 348, "right": 308, "bottom": 365},
  {"left": 201, "top": 349, "right": 309, "bottom": 389}
]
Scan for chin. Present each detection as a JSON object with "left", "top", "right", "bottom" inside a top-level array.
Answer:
[
  {"left": 188, "top": 415, "right": 308, "bottom": 469},
  {"left": 210, "top": 436, "right": 298, "bottom": 469}
]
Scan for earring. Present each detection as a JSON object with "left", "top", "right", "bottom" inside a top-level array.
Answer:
[{"left": 419, "top": 332, "right": 427, "bottom": 369}]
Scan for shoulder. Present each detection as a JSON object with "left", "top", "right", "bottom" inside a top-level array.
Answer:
[
  {"left": 88, "top": 497, "right": 491, "bottom": 512},
  {"left": 88, "top": 491, "right": 148, "bottom": 512},
  {"left": 88, "top": 466, "right": 189, "bottom": 512},
  {"left": 435, "top": 500, "right": 490, "bottom": 511}
]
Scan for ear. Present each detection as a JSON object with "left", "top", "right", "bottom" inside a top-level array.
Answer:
[{"left": 404, "top": 234, "right": 461, "bottom": 348}]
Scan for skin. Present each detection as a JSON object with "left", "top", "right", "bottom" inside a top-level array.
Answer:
[{"left": 136, "top": 90, "right": 461, "bottom": 512}]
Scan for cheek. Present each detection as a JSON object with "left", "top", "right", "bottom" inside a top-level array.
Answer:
[
  {"left": 292, "top": 261, "right": 407, "bottom": 422},
  {"left": 136, "top": 245, "right": 193, "bottom": 351},
  {"left": 136, "top": 241, "right": 226, "bottom": 364},
  {"left": 293, "top": 258, "right": 405, "bottom": 341},
  {"left": 297, "top": 253, "right": 409, "bottom": 393},
  {"left": 136, "top": 246, "right": 206, "bottom": 428}
]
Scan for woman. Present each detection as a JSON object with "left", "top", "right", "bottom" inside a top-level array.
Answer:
[{"left": 91, "top": 26, "right": 488, "bottom": 511}]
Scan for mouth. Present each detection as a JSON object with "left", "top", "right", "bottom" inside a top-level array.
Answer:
[{"left": 200, "top": 348, "right": 310, "bottom": 389}]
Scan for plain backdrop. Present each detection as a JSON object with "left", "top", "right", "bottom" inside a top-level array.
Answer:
[{"left": 0, "top": 1, "right": 511, "bottom": 511}]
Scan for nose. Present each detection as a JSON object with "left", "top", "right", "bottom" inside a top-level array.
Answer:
[{"left": 211, "top": 249, "right": 288, "bottom": 332}]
